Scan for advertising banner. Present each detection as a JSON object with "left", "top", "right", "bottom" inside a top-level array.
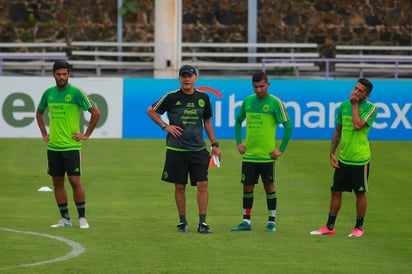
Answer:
[
  {"left": 123, "top": 78, "right": 412, "bottom": 140},
  {"left": 2, "top": 77, "right": 410, "bottom": 140},
  {"left": 0, "top": 77, "right": 123, "bottom": 138}
]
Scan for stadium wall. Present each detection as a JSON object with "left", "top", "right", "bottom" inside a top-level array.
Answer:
[
  {"left": 1, "top": 77, "right": 411, "bottom": 140},
  {"left": 1, "top": 1, "right": 411, "bottom": 58}
]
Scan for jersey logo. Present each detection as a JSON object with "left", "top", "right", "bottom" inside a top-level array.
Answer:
[
  {"left": 65, "top": 94, "right": 72, "bottom": 102},
  {"left": 175, "top": 101, "right": 182, "bottom": 106},
  {"left": 262, "top": 104, "right": 269, "bottom": 112},
  {"left": 198, "top": 99, "right": 205, "bottom": 108}
]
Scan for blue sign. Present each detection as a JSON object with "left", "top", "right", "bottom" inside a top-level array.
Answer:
[{"left": 123, "top": 79, "right": 412, "bottom": 140}]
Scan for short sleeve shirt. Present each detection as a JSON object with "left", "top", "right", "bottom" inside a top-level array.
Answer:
[
  {"left": 37, "top": 84, "right": 94, "bottom": 151},
  {"left": 152, "top": 88, "right": 213, "bottom": 151},
  {"left": 335, "top": 100, "right": 377, "bottom": 165},
  {"left": 235, "top": 94, "right": 290, "bottom": 162}
]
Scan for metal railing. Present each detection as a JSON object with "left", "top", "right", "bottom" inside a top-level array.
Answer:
[
  {"left": 2, "top": 41, "right": 412, "bottom": 79},
  {"left": 0, "top": 54, "right": 68, "bottom": 76},
  {"left": 262, "top": 58, "right": 412, "bottom": 79}
]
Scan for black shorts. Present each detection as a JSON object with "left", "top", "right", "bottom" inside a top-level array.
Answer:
[
  {"left": 241, "top": 162, "right": 275, "bottom": 185},
  {"left": 47, "top": 150, "right": 82, "bottom": 177},
  {"left": 162, "top": 148, "right": 210, "bottom": 186},
  {"left": 332, "top": 161, "right": 369, "bottom": 193}
]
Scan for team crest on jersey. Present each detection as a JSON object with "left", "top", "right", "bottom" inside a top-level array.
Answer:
[
  {"left": 262, "top": 104, "right": 269, "bottom": 112},
  {"left": 198, "top": 99, "right": 205, "bottom": 107},
  {"left": 65, "top": 94, "right": 72, "bottom": 102}
]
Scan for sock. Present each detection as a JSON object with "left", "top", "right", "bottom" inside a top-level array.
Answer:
[
  {"left": 266, "top": 191, "right": 277, "bottom": 222},
  {"left": 355, "top": 216, "right": 364, "bottom": 230},
  {"left": 242, "top": 191, "right": 253, "bottom": 223},
  {"left": 242, "top": 209, "right": 252, "bottom": 224},
  {"left": 58, "top": 203, "right": 70, "bottom": 220},
  {"left": 179, "top": 214, "right": 187, "bottom": 224},
  {"left": 76, "top": 202, "right": 86, "bottom": 218},
  {"left": 199, "top": 214, "right": 206, "bottom": 224},
  {"left": 326, "top": 212, "right": 337, "bottom": 230}
]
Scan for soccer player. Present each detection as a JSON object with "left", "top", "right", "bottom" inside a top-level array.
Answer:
[
  {"left": 146, "top": 65, "right": 221, "bottom": 234},
  {"left": 310, "top": 78, "right": 377, "bottom": 237},
  {"left": 36, "top": 60, "right": 101, "bottom": 229},
  {"left": 231, "top": 71, "right": 293, "bottom": 233}
]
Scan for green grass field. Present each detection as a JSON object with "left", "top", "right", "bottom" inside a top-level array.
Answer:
[{"left": 1, "top": 138, "right": 411, "bottom": 273}]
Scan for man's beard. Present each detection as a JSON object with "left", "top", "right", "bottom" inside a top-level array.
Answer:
[{"left": 56, "top": 79, "right": 67, "bottom": 88}]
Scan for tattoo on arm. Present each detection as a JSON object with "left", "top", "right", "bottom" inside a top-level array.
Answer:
[
  {"left": 331, "top": 136, "right": 339, "bottom": 154},
  {"left": 330, "top": 126, "right": 342, "bottom": 154}
]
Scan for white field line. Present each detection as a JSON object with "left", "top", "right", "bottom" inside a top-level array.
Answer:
[{"left": 0, "top": 227, "right": 85, "bottom": 270}]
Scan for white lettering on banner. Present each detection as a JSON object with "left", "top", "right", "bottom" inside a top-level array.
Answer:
[
  {"left": 329, "top": 102, "right": 341, "bottom": 128},
  {"left": 231, "top": 98, "right": 339, "bottom": 129},
  {"left": 285, "top": 101, "right": 340, "bottom": 128},
  {"left": 214, "top": 101, "right": 222, "bottom": 127},
  {"left": 303, "top": 102, "right": 325, "bottom": 128},
  {"left": 373, "top": 102, "right": 411, "bottom": 129},
  {"left": 391, "top": 103, "right": 411, "bottom": 129},
  {"left": 284, "top": 102, "right": 301, "bottom": 127},
  {"left": 228, "top": 95, "right": 242, "bottom": 127},
  {"left": 374, "top": 102, "right": 390, "bottom": 129},
  {"left": 225, "top": 96, "right": 411, "bottom": 130}
]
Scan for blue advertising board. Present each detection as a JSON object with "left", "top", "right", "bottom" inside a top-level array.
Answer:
[{"left": 123, "top": 79, "right": 412, "bottom": 140}]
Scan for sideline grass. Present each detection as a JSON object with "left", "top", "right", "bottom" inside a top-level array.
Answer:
[{"left": 0, "top": 138, "right": 411, "bottom": 273}]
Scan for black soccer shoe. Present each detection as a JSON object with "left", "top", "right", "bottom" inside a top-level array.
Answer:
[
  {"left": 197, "top": 222, "right": 212, "bottom": 234},
  {"left": 177, "top": 222, "right": 189, "bottom": 233}
]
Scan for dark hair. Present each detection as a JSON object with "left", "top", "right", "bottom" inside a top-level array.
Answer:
[
  {"left": 358, "top": 78, "right": 373, "bottom": 93},
  {"left": 252, "top": 71, "right": 268, "bottom": 82},
  {"left": 53, "top": 60, "right": 70, "bottom": 72}
]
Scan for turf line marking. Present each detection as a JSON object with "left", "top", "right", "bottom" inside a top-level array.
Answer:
[{"left": 0, "top": 227, "right": 85, "bottom": 270}]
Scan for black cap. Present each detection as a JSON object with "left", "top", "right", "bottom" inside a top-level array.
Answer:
[
  {"left": 179, "top": 65, "right": 197, "bottom": 76},
  {"left": 53, "top": 60, "right": 70, "bottom": 72}
]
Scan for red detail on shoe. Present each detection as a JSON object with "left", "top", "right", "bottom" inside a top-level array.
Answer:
[
  {"left": 311, "top": 225, "right": 335, "bottom": 235},
  {"left": 348, "top": 228, "right": 364, "bottom": 237}
]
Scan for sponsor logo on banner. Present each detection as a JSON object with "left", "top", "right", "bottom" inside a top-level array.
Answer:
[
  {"left": 0, "top": 77, "right": 123, "bottom": 138},
  {"left": 123, "top": 79, "right": 411, "bottom": 140}
]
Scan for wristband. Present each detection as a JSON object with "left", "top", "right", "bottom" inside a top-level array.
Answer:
[{"left": 211, "top": 142, "right": 219, "bottom": 147}]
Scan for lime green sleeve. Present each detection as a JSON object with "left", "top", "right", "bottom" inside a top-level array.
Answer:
[
  {"left": 235, "top": 103, "right": 246, "bottom": 145},
  {"left": 279, "top": 120, "right": 293, "bottom": 153},
  {"left": 235, "top": 117, "right": 243, "bottom": 145}
]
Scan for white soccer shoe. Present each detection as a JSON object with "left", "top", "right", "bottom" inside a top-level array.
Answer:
[
  {"left": 79, "top": 217, "right": 90, "bottom": 229},
  {"left": 50, "top": 218, "right": 72, "bottom": 228}
]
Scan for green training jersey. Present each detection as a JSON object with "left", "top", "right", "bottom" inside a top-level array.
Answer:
[
  {"left": 335, "top": 100, "right": 377, "bottom": 165},
  {"left": 235, "top": 94, "right": 290, "bottom": 163},
  {"left": 37, "top": 84, "right": 94, "bottom": 151}
]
